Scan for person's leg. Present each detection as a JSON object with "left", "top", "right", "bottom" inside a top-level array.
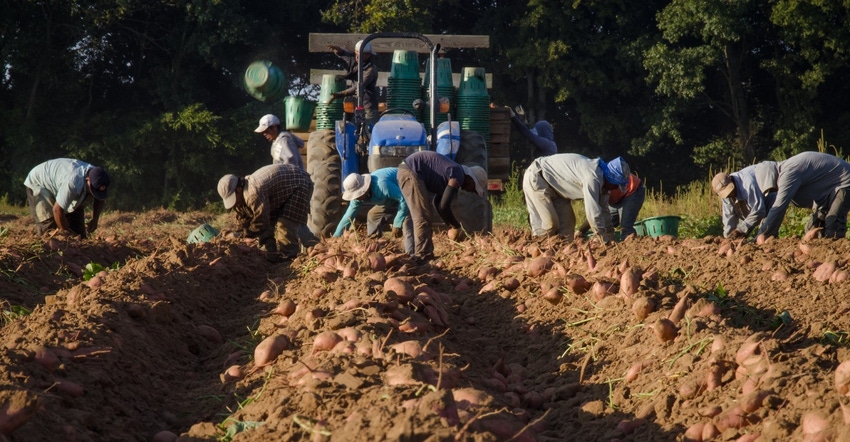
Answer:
[
  {"left": 398, "top": 167, "right": 433, "bottom": 258},
  {"left": 618, "top": 184, "right": 646, "bottom": 238},
  {"left": 552, "top": 197, "right": 574, "bottom": 238},
  {"left": 277, "top": 218, "right": 301, "bottom": 259},
  {"left": 402, "top": 215, "right": 415, "bottom": 255},
  {"left": 824, "top": 187, "right": 850, "bottom": 238},
  {"left": 27, "top": 188, "right": 56, "bottom": 234},
  {"left": 66, "top": 205, "right": 87, "bottom": 238},
  {"left": 366, "top": 202, "right": 395, "bottom": 237},
  {"left": 522, "top": 165, "right": 557, "bottom": 237}
]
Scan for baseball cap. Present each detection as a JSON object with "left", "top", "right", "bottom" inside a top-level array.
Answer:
[
  {"left": 355, "top": 40, "right": 376, "bottom": 55},
  {"left": 218, "top": 174, "right": 240, "bottom": 209},
  {"left": 87, "top": 167, "right": 110, "bottom": 201},
  {"left": 254, "top": 114, "right": 280, "bottom": 133},
  {"left": 342, "top": 173, "right": 372, "bottom": 201},
  {"left": 461, "top": 165, "right": 487, "bottom": 197},
  {"left": 712, "top": 172, "right": 735, "bottom": 198}
]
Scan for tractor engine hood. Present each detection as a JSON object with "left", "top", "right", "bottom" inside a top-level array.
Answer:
[{"left": 370, "top": 115, "right": 428, "bottom": 148}]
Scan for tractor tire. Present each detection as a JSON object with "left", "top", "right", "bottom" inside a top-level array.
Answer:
[
  {"left": 306, "top": 130, "right": 343, "bottom": 237},
  {"left": 455, "top": 130, "right": 488, "bottom": 170}
]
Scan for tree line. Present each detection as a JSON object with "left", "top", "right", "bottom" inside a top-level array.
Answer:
[{"left": 2, "top": 0, "right": 848, "bottom": 211}]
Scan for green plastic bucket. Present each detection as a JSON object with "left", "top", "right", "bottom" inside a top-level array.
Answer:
[
  {"left": 188, "top": 224, "right": 219, "bottom": 244},
  {"left": 244, "top": 61, "right": 285, "bottom": 102},
  {"left": 390, "top": 50, "right": 421, "bottom": 80},
  {"left": 642, "top": 216, "right": 682, "bottom": 238},
  {"left": 284, "top": 96, "right": 317, "bottom": 131},
  {"left": 634, "top": 220, "right": 646, "bottom": 237}
]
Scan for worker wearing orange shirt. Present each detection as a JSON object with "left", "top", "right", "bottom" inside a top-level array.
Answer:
[{"left": 578, "top": 172, "right": 645, "bottom": 239}]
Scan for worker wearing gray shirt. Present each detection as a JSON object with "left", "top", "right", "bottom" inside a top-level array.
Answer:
[
  {"left": 711, "top": 161, "right": 778, "bottom": 238},
  {"left": 523, "top": 153, "right": 629, "bottom": 243},
  {"left": 757, "top": 151, "right": 850, "bottom": 241}
]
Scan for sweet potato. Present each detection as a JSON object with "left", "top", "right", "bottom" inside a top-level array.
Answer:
[
  {"left": 527, "top": 256, "right": 554, "bottom": 277},
  {"left": 631, "top": 297, "right": 655, "bottom": 321},
  {"left": 653, "top": 318, "right": 678, "bottom": 343},
  {"left": 565, "top": 274, "right": 591, "bottom": 295},
  {"left": 668, "top": 291, "right": 691, "bottom": 325},
  {"left": 620, "top": 267, "right": 642, "bottom": 297},
  {"left": 254, "top": 334, "right": 290, "bottom": 367},
  {"left": 478, "top": 266, "right": 499, "bottom": 282},
  {"left": 835, "top": 360, "right": 850, "bottom": 396},
  {"left": 0, "top": 390, "right": 40, "bottom": 435},
  {"left": 813, "top": 261, "right": 837, "bottom": 282},
  {"left": 367, "top": 252, "right": 386, "bottom": 271},
  {"left": 312, "top": 331, "right": 342, "bottom": 354},
  {"left": 543, "top": 287, "right": 563, "bottom": 305},
  {"left": 383, "top": 277, "right": 415, "bottom": 303}
]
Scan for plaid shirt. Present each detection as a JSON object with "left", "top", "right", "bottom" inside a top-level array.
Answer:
[{"left": 235, "top": 164, "right": 312, "bottom": 240}]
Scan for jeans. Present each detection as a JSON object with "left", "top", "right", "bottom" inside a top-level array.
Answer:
[{"left": 610, "top": 183, "right": 646, "bottom": 238}]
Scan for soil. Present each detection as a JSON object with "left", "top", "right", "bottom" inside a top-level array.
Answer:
[{"left": 2, "top": 209, "right": 850, "bottom": 442}]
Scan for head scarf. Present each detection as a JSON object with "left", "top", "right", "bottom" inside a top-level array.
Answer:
[{"left": 599, "top": 157, "right": 630, "bottom": 188}]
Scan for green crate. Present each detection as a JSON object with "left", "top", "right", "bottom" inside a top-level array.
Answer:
[
  {"left": 634, "top": 220, "right": 646, "bottom": 237},
  {"left": 188, "top": 224, "right": 219, "bottom": 244},
  {"left": 642, "top": 216, "right": 682, "bottom": 238}
]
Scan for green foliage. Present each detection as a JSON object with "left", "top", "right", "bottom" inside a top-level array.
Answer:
[
  {"left": 218, "top": 419, "right": 264, "bottom": 442},
  {"left": 83, "top": 262, "right": 120, "bottom": 281},
  {"left": 1, "top": 303, "right": 32, "bottom": 327},
  {"left": 491, "top": 164, "right": 527, "bottom": 228}
]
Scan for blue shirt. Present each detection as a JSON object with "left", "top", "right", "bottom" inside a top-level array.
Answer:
[
  {"left": 24, "top": 158, "right": 93, "bottom": 213},
  {"left": 333, "top": 167, "right": 409, "bottom": 237}
]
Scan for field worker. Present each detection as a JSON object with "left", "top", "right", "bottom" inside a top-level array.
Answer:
[
  {"left": 24, "top": 158, "right": 111, "bottom": 238},
  {"left": 577, "top": 170, "right": 645, "bottom": 239},
  {"left": 254, "top": 114, "right": 305, "bottom": 169},
  {"left": 711, "top": 161, "right": 779, "bottom": 239},
  {"left": 397, "top": 151, "right": 486, "bottom": 262},
  {"left": 334, "top": 167, "right": 413, "bottom": 253},
  {"left": 757, "top": 151, "right": 850, "bottom": 242},
  {"left": 327, "top": 40, "right": 379, "bottom": 126},
  {"left": 523, "top": 153, "right": 629, "bottom": 243},
  {"left": 507, "top": 105, "right": 556, "bottom": 158},
  {"left": 218, "top": 163, "right": 313, "bottom": 262}
]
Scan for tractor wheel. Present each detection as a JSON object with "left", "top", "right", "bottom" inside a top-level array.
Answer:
[
  {"left": 455, "top": 130, "right": 488, "bottom": 170},
  {"left": 307, "top": 130, "right": 343, "bottom": 237}
]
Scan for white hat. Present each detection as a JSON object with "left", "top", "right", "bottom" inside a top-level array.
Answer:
[
  {"left": 461, "top": 165, "right": 487, "bottom": 197},
  {"left": 342, "top": 173, "right": 372, "bottom": 201},
  {"left": 218, "top": 174, "right": 240, "bottom": 209},
  {"left": 254, "top": 114, "right": 280, "bottom": 133},
  {"left": 355, "top": 40, "right": 376, "bottom": 55}
]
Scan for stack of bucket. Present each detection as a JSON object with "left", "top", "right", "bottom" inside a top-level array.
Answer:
[
  {"left": 283, "top": 96, "right": 317, "bottom": 132},
  {"left": 387, "top": 50, "right": 423, "bottom": 119},
  {"left": 456, "top": 67, "right": 490, "bottom": 143},
  {"left": 316, "top": 74, "right": 346, "bottom": 130},
  {"left": 244, "top": 61, "right": 286, "bottom": 103},
  {"left": 422, "top": 57, "right": 456, "bottom": 127}
]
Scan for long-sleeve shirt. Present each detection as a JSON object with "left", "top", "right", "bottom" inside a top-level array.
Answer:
[
  {"left": 271, "top": 131, "right": 305, "bottom": 169},
  {"left": 510, "top": 116, "right": 557, "bottom": 157},
  {"left": 535, "top": 153, "right": 612, "bottom": 234},
  {"left": 24, "top": 158, "right": 93, "bottom": 213},
  {"left": 234, "top": 164, "right": 312, "bottom": 248},
  {"left": 333, "top": 167, "right": 409, "bottom": 237},
  {"left": 721, "top": 161, "right": 778, "bottom": 237},
  {"left": 758, "top": 152, "right": 850, "bottom": 237},
  {"left": 403, "top": 151, "right": 465, "bottom": 227}
]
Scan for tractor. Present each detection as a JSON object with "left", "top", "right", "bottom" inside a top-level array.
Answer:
[{"left": 304, "top": 32, "right": 489, "bottom": 238}]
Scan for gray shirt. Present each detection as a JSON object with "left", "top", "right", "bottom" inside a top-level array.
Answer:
[
  {"left": 534, "top": 153, "right": 612, "bottom": 234},
  {"left": 721, "top": 161, "right": 778, "bottom": 237},
  {"left": 271, "top": 131, "right": 305, "bottom": 169},
  {"left": 24, "top": 158, "right": 93, "bottom": 213},
  {"left": 758, "top": 152, "right": 850, "bottom": 237}
]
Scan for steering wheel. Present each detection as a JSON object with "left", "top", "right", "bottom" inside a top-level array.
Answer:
[{"left": 380, "top": 108, "right": 418, "bottom": 118}]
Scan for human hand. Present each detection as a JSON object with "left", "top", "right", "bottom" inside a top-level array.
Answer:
[
  {"left": 505, "top": 105, "right": 515, "bottom": 118},
  {"left": 391, "top": 227, "right": 403, "bottom": 238},
  {"left": 327, "top": 45, "right": 342, "bottom": 55},
  {"left": 728, "top": 230, "right": 744, "bottom": 239},
  {"left": 756, "top": 233, "right": 767, "bottom": 245},
  {"left": 327, "top": 92, "right": 338, "bottom": 104}
]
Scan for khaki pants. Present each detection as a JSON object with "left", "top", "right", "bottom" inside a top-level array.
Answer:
[
  {"left": 522, "top": 163, "right": 575, "bottom": 238},
  {"left": 26, "top": 187, "right": 87, "bottom": 237},
  {"left": 398, "top": 164, "right": 434, "bottom": 258}
]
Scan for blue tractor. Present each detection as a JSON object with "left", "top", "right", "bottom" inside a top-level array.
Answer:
[{"left": 305, "top": 32, "right": 488, "bottom": 237}]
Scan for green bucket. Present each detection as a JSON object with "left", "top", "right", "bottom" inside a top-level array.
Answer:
[
  {"left": 634, "top": 220, "right": 646, "bottom": 237},
  {"left": 284, "top": 96, "right": 317, "bottom": 131},
  {"left": 319, "top": 74, "right": 346, "bottom": 102},
  {"left": 188, "top": 224, "right": 219, "bottom": 244},
  {"left": 244, "top": 61, "right": 285, "bottom": 102},
  {"left": 390, "top": 50, "right": 421, "bottom": 80},
  {"left": 642, "top": 216, "right": 682, "bottom": 238}
]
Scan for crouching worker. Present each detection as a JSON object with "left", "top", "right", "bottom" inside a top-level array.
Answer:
[
  {"left": 397, "top": 151, "right": 487, "bottom": 263},
  {"left": 218, "top": 164, "right": 313, "bottom": 262},
  {"left": 523, "top": 153, "right": 629, "bottom": 243},
  {"left": 334, "top": 167, "right": 414, "bottom": 253},
  {"left": 24, "top": 158, "right": 111, "bottom": 238}
]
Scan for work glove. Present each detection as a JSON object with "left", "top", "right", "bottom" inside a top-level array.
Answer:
[
  {"left": 515, "top": 105, "right": 525, "bottom": 116},
  {"left": 326, "top": 45, "right": 342, "bottom": 56},
  {"left": 505, "top": 105, "right": 515, "bottom": 118},
  {"left": 327, "top": 92, "right": 339, "bottom": 104},
  {"left": 391, "top": 227, "right": 403, "bottom": 238}
]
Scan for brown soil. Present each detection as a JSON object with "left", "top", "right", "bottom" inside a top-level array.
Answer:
[{"left": 2, "top": 209, "right": 850, "bottom": 442}]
